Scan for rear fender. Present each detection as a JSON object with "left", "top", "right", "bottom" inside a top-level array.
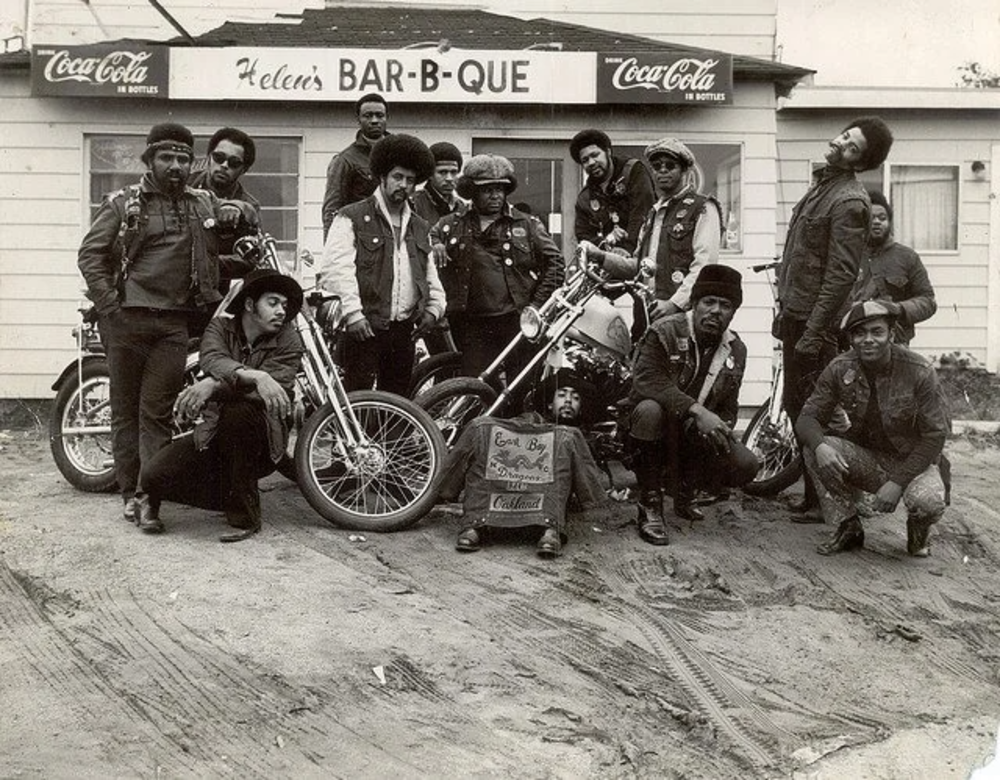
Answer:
[{"left": 51, "top": 354, "right": 107, "bottom": 393}]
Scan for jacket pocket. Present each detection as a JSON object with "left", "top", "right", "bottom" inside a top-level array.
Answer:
[
  {"left": 805, "top": 216, "right": 831, "bottom": 253},
  {"left": 355, "top": 231, "right": 385, "bottom": 271}
]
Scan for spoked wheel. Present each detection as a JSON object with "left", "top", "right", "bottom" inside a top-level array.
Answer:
[
  {"left": 407, "top": 351, "right": 463, "bottom": 398},
  {"left": 413, "top": 377, "right": 498, "bottom": 448},
  {"left": 741, "top": 401, "right": 802, "bottom": 496},
  {"left": 294, "top": 390, "right": 447, "bottom": 532},
  {"left": 49, "top": 359, "right": 117, "bottom": 492}
]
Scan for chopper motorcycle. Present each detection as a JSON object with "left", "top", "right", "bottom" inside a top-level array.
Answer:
[
  {"left": 413, "top": 241, "right": 651, "bottom": 477},
  {"left": 49, "top": 230, "right": 447, "bottom": 533}
]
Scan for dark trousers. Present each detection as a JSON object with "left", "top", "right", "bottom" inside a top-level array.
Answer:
[
  {"left": 342, "top": 320, "right": 416, "bottom": 397},
  {"left": 98, "top": 308, "right": 189, "bottom": 498},
  {"left": 450, "top": 311, "right": 535, "bottom": 387},
  {"left": 630, "top": 399, "right": 760, "bottom": 493},
  {"left": 779, "top": 319, "right": 838, "bottom": 426},
  {"left": 144, "top": 401, "right": 275, "bottom": 524}
]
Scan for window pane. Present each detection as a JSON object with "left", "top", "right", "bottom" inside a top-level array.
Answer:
[
  {"left": 620, "top": 143, "right": 742, "bottom": 252},
  {"left": 88, "top": 134, "right": 300, "bottom": 258},
  {"left": 890, "top": 165, "right": 959, "bottom": 251},
  {"left": 506, "top": 157, "right": 563, "bottom": 244}
]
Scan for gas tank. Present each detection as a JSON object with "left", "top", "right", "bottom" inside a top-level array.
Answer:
[{"left": 566, "top": 294, "right": 632, "bottom": 359}]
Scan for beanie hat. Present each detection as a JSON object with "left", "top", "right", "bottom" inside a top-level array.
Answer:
[
  {"left": 369, "top": 134, "right": 436, "bottom": 184},
  {"left": 569, "top": 129, "right": 612, "bottom": 164},
  {"left": 840, "top": 300, "right": 897, "bottom": 333},
  {"left": 644, "top": 137, "right": 695, "bottom": 169},
  {"left": 691, "top": 264, "right": 743, "bottom": 309},
  {"left": 429, "top": 141, "right": 463, "bottom": 169},
  {"left": 456, "top": 154, "right": 518, "bottom": 199},
  {"left": 141, "top": 122, "right": 194, "bottom": 164}
]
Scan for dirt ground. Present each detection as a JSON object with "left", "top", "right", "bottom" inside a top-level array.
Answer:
[{"left": 2, "top": 422, "right": 999, "bottom": 780}]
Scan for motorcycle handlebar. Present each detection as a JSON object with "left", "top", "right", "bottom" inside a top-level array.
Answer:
[{"left": 575, "top": 241, "right": 650, "bottom": 296}]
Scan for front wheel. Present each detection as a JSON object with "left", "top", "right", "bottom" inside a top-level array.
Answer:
[
  {"left": 407, "top": 351, "right": 463, "bottom": 398},
  {"left": 414, "top": 377, "right": 498, "bottom": 447},
  {"left": 49, "top": 359, "right": 118, "bottom": 493},
  {"left": 741, "top": 400, "right": 802, "bottom": 496},
  {"left": 294, "top": 390, "right": 446, "bottom": 532}
]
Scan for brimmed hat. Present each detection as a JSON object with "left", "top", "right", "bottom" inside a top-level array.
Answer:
[
  {"left": 141, "top": 122, "right": 194, "bottom": 164},
  {"left": 369, "top": 134, "right": 435, "bottom": 184},
  {"left": 429, "top": 141, "right": 463, "bottom": 169},
  {"left": 456, "top": 154, "right": 518, "bottom": 199},
  {"left": 644, "top": 137, "right": 695, "bottom": 169},
  {"left": 570, "top": 129, "right": 612, "bottom": 164},
  {"left": 840, "top": 300, "right": 897, "bottom": 333},
  {"left": 691, "top": 264, "right": 743, "bottom": 309},
  {"left": 226, "top": 268, "right": 303, "bottom": 321}
]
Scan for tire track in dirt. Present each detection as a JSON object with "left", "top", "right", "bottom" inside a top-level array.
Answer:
[{"left": 1, "top": 557, "right": 437, "bottom": 778}]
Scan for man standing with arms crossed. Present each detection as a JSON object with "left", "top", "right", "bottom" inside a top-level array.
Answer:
[
  {"left": 773, "top": 116, "right": 894, "bottom": 516},
  {"left": 322, "top": 93, "right": 389, "bottom": 239},
  {"left": 320, "top": 134, "right": 446, "bottom": 397}
]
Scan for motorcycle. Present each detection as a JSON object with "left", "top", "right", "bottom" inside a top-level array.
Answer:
[
  {"left": 49, "top": 231, "right": 447, "bottom": 533},
  {"left": 413, "top": 241, "right": 650, "bottom": 478}
]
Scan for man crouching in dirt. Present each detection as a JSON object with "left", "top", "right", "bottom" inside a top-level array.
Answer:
[
  {"left": 797, "top": 300, "right": 948, "bottom": 557},
  {"left": 437, "top": 368, "right": 607, "bottom": 559},
  {"left": 627, "top": 265, "right": 760, "bottom": 546},
  {"left": 142, "top": 269, "right": 304, "bottom": 542}
]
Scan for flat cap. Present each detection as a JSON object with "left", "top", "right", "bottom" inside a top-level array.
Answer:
[
  {"left": 644, "top": 137, "right": 695, "bottom": 168},
  {"left": 456, "top": 154, "right": 518, "bottom": 199},
  {"left": 840, "top": 300, "right": 897, "bottom": 332}
]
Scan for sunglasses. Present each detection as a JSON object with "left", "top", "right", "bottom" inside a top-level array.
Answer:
[
  {"left": 649, "top": 158, "right": 682, "bottom": 172},
  {"left": 210, "top": 150, "right": 245, "bottom": 170}
]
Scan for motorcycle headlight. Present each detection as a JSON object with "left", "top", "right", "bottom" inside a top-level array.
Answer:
[
  {"left": 232, "top": 235, "right": 261, "bottom": 264},
  {"left": 520, "top": 306, "right": 543, "bottom": 340}
]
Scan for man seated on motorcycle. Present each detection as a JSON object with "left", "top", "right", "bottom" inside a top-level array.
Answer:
[
  {"left": 142, "top": 269, "right": 304, "bottom": 542},
  {"left": 437, "top": 368, "right": 606, "bottom": 559},
  {"left": 627, "top": 265, "right": 760, "bottom": 546}
]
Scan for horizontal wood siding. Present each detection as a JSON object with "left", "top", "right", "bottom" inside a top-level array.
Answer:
[{"left": 776, "top": 108, "right": 1000, "bottom": 369}]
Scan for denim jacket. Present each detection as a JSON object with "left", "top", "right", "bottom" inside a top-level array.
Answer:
[{"left": 797, "top": 344, "right": 948, "bottom": 486}]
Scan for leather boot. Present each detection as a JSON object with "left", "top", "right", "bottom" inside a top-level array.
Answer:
[
  {"left": 674, "top": 481, "right": 705, "bottom": 522},
  {"left": 122, "top": 495, "right": 137, "bottom": 524},
  {"left": 136, "top": 495, "right": 164, "bottom": 535},
  {"left": 906, "top": 514, "right": 933, "bottom": 557},
  {"left": 637, "top": 490, "right": 669, "bottom": 546},
  {"left": 816, "top": 516, "right": 864, "bottom": 556}
]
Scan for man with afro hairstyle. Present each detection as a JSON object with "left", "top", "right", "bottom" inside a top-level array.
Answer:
[
  {"left": 570, "top": 128, "right": 654, "bottom": 254},
  {"left": 319, "top": 133, "right": 447, "bottom": 396},
  {"left": 773, "top": 115, "right": 894, "bottom": 516},
  {"left": 412, "top": 141, "right": 467, "bottom": 225}
]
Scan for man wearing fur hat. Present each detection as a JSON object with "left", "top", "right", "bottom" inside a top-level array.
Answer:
[
  {"left": 319, "top": 134, "right": 447, "bottom": 396},
  {"left": 774, "top": 116, "right": 894, "bottom": 515},
  {"left": 627, "top": 265, "right": 760, "bottom": 545},
  {"left": 77, "top": 122, "right": 258, "bottom": 532},
  {"left": 143, "top": 268, "right": 304, "bottom": 541},
  {"left": 430, "top": 154, "right": 565, "bottom": 380},
  {"left": 797, "top": 300, "right": 948, "bottom": 557},
  {"left": 570, "top": 128, "right": 654, "bottom": 254},
  {"left": 626, "top": 138, "right": 722, "bottom": 323},
  {"left": 412, "top": 141, "right": 468, "bottom": 225}
]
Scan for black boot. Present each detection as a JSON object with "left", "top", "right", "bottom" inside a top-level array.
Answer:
[
  {"left": 906, "top": 513, "right": 934, "bottom": 557},
  {"left": 817, "top": 516, "right": 864, "bottom": 555},
  {"left": 136, "top": 494, "right": 164, "bottom": 535},
  {"left": 674, "top": 481, "right": 705, "bottom": 522},
  {"left": 637, "top": 490, "right": 669, "bottom": 546}
]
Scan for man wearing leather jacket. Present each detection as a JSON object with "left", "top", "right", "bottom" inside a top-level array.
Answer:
[
  {"left": 430, "top": 154, "right": 565, "bottom": 382},
  {"left": 322, "top": 93, "right": 388, "bottom": 239},
  {"left": 319, "top": 134, "right": 446, "bottom": 396},
  {"left": 797, "top": 301, "right": 948, "bottom": 557},
  {"left": 627, "top": 265, "right": 760, "bottom": 546},
  {"left": 77, "top": 122, "right": 257, "bottom": 532},
  {"left": 571, "top": 128, "right": 654, "bottom": 254},
  {"left": 774, "top": 116, "right": 894, "bottom": 515}
]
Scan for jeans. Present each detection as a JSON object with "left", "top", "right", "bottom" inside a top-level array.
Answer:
[
  {"left": 342, "top": 320, "right": 416, "bottom": 397},
  {"left": 98, "top": 307, "right": 189, "bottom": 498}
]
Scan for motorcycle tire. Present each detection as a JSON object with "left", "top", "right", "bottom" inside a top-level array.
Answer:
[
  {"left": 740, "top": 401, "right": 802, "bottom": 496},
  {"left": 50, "top": 359, "right": 118, "bottom": 493},
  {"left": 407, "top": 351, "right": 463, "bottom": 399},
  {"left": 294, "top": 390, "right": 447, "bottom": 532},
  {"left": 413, "top": 377, "right": 499, "bottom": 448}
]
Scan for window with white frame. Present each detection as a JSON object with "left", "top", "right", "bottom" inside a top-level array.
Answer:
[
  {"left": 812, "top": 162, "right": 960, "bottom": 252},
  {"left": 88, "top": 134, "right": 300, "bottom": 267}
]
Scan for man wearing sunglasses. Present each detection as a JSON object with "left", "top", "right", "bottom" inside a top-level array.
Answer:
[{"left": 189, "top": 127, "right": 263, "bottom": 330}]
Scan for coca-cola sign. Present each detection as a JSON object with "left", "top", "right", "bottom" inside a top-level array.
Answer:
[
  {"left": 32, "top": 44, "right": 168, "bottom": 98},
  {"left": 596, "top": 52, "right": 732, "bottom": 105}
]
